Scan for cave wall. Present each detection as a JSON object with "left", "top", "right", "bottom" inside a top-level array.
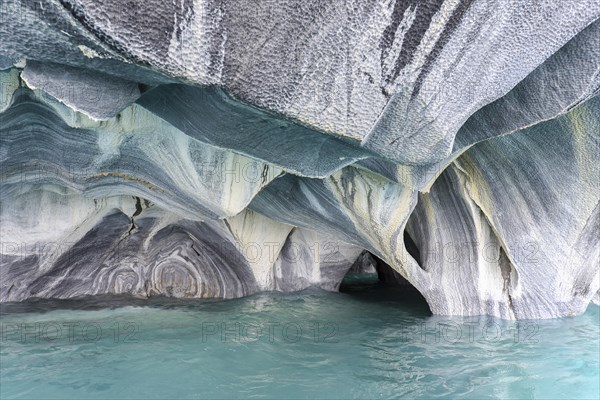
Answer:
[{"left": 1, "top": 0, "right": 599, "bottom": 319}]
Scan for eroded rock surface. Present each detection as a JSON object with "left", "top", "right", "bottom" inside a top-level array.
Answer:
[{"left": 1, "top": 0, "right": 599, "bottom": 319}]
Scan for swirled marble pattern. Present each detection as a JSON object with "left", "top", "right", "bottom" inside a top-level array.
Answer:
[
  {"left": 1, "top": 194, "right": 258, "bottom": 301},
  {"left": 1, "top": 1, "right": 599, "bottom": 319},
  {"left": 0, "top": 189, "right": 361, "bottom": 301},
  {"left": 1, "top": 87, "right": 282, "bottom": 218}
]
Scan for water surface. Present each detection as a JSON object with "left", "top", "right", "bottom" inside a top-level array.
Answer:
[{"left": 1, "top": 276, "right": 598, "bottom": 399}]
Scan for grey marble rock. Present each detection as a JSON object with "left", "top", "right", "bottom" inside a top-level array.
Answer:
[
  {"left": 1, "top": 86, "right": 282, "bottom": 219},
  {"left": 357, "top": 18, "right": 600, "bottom": 189},
  {"left": 593, "top": 291, "right": 600, "bottom": 306},
  {"left": 3, "top": 1, "right": 599, "bottom": 164},
  {"left": 1, "top": 1, "right": 599, "bottom": 320},
  {"left": 272, "top": 228, "right": 364, "bottom": 292},
  {"left": 451, "top": 96, "right": 600, "bottom": 318},
  {"left": 374, "top": 255, "right": 412, "bottom": 286},
  {"left": 348, "top": 251, "right": 378, "bottom": 275},
  {"left": 0, "top": 54, "right": 15, "bottom": 70},
  {"left": 405, "top": 167, "right": 519, "bottom": 319},
  {"left": 0, "top": 192, "right": 259, "bottom": 301},
  {"left": 0, "top": 68, "right": 20, "bottom": 112},
  {"left": 21, "top": 60, "right": 141, "bottom": 119},
  {"left": 0, "top": 189, "right": 365, "bottom": 301},
  {"left": 136, "top": 84, "right": 374, "bottom": 178}
]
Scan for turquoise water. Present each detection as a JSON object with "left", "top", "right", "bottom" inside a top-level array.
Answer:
[{"left": 1, "top": 276, "right": 599, "bottom": 399}]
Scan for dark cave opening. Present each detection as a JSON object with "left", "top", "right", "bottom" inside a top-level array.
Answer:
[{"left": 339, "top": 246, "right": 431, "bottom": 314}]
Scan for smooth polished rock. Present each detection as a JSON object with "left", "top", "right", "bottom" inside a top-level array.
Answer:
[
  {"left": 1, "top": 1, "right": 599, "bottom": 320},
  {"left": 1, "top": 202, "right": 259, "bottom": 301},
  {"left": 0, "top": 189, "right": 366, "bottom": 301},
  {"left": 137, "top": 84, "right": 374, "bottom": 178},
  {"left": 0, "top": 88, "right": 282, "bottom": 219},
  {"left": 272, "top": 228, "right": 364, "bottom": 292},
  {"left": 250, "top": 166, "right": 422, "bottom": 283},
  {"left": 0, "top": 68, "right": 19, "bottom": 112},
  {"left": 454, "top": 95, "right": 600, "bottom": 318},
  {"left": 21, "top": 60, "right": 141, "bottom": 119}
]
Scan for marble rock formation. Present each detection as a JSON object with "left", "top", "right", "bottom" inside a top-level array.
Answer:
[{"left": 1, "top": 1, "right": 599, "bottom": 319}]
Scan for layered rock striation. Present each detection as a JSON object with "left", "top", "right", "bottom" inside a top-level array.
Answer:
[{"left": 1, "top": 0, "right": 599, "bottom": 319}]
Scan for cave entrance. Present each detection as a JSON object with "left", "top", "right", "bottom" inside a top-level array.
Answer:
[
  {"left": 339, "top": 234, "right": 431, "bottom": 314},
  {"left": 339, "top": 250, "right": 416, "bottom": 290}
]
